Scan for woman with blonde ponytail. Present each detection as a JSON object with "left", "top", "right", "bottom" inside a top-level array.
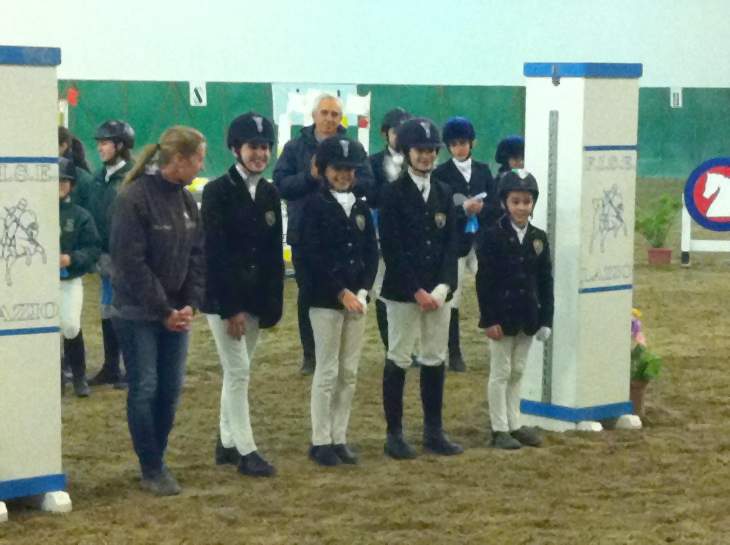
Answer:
[{"left": 109, "top": 125, "right": 206, "bottom": 496}]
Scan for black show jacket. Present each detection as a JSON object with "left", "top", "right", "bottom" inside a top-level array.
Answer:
[
  {"left": 379, "top": 173, "right": 459, "bottom": 302},
  {"left": 433, "top": 158, "right": 500, "bottom": 257},
  {"left": 475, "top": 216, "right": 554, "bottom": 336},
  {"left": 200, "top": 166, "right": 284, "bottom": 327},
  {"left": 299, "top": 188, "right": 378, "bottom": 310}
]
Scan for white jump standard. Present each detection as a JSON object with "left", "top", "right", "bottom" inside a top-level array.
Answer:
[
  {"left": 520, "top": 62, "right": 643, "bottom": 432},
  {"left": 0, "top": 45, "right": 72, "bottom": 520}
]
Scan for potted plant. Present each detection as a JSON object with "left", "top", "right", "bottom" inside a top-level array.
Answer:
[
  {"left": 635, "top": 194, "right": 681, "bottom": 265},
  {"left": 630, "top": 308, "right": 663, "bottom": 417}
]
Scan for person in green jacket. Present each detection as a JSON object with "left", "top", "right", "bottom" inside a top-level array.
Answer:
[
  {"left": 59, "top": 157, "right": 101, "bottom": 397},
  {"left": 86, "top": 119, "right": 135, "bottom": 389},
  {"left": 58, "top": 126, "right": 94, "bottom": 211}
]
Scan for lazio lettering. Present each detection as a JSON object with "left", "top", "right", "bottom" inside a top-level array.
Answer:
[{"left": 0, "top": 302, "right": 58, "bottom": 322}]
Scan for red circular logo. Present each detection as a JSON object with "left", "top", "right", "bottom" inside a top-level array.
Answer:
[{"left": 684, "top": 158, "right": 730, "bottom": 231}]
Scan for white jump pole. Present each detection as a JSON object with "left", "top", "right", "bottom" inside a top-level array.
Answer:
[
  {"left": 0, "top": 45, "right": 71, "bottom": 520},
  {"left": 520, "top": 62, "right": 643, "bottom": 432}
]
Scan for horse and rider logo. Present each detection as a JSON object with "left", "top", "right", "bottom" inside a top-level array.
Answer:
[
  {"left": 355, "top": 214, "right": 366, "bottom": 231},
  {"left": 590, "top": 184, "right": 627, "bottom": 254},
  {"left": 434, "top": 212, "right": 446, "bottom": 229},
  {"left": 265, "top": 210, "right": 276, "bottom": 227},
  {"left": 0, "top": 198, "right": 47, "bottom": 286},
  {"left": 684, "top": 157, "right": 730, "bottom": 231}
]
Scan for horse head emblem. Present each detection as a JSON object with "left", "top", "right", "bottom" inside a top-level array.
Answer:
[
  {"left": 704, "top": 172, "right": 730, "bottom": 218},
  {"left": 253, "top": 116, "right": 264, "bottom": 133},
  {"left": 339, "top": 140, "right": 350, "bottom": 158}
]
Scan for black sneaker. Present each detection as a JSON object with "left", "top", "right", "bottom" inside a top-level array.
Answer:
[
  {"left": 215, "top": 436, "right": 239, "bottom": 466},
  {"left": 300, "top": 357, "right": 315, "bottom": 376},
  {"left": 72, "top": 377, "right": 90, "bottom": 398},
  {"left": 511, "top": 426, "right": 543, "bottom": 447},
  {"left": 140, "top": 468, "right": 181, "bottom": 496},
  {"left": 448, "top": 354, "right": 466, "bottom": 373},
  {"left": 491, "top": 431, "right": 522, "bottom": 450},
  {"left": 423, "top": 430, "right": 464, "bottom": 456},
  {"left": 88, "top": 366, "right": 120, "bottom": 386},
  {"left": 309, "top": 445, "right": 340, "bottom": 466},
  {"left": 384, "top": 433, "right": 417, "bottom": 460},
  {"left": 113, "top": 373, "right": 128, "bottom": 390},
  {"left": 238, "top": 451, "right": 276, "bottom": 477},
  {"left": 332, "top": 444, "right": 359, "bottom": 465}
]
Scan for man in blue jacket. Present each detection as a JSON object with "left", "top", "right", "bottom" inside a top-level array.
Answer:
[{"left": 273, "top": 94, "right": 374, "bottom": 375}]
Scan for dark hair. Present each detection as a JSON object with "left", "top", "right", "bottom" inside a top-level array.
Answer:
[{"left": 58, "top": 127, "right": 91, "bottom": 173}]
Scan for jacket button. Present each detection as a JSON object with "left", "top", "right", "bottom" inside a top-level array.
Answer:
[
  {"left": 347, "top": 242, "right": 353, "bottom": 248},
  {"left": 426, "top": 240, "right": 431, "bottom": 245},
  {"left": 350, "top": 259, "right": 355, "bottom": 264}
]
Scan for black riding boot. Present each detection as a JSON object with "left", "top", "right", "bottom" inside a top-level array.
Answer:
[
  {"left": 64, "top": 330, "right": 90, "bottom": 397},
  {"left": 376, "top": 299, "right": 389, "bottom": 351},
  {"left": 420, "top": 364, "right": 463, "bottom": 455},
  {"left": 89, "top": 319, "right": 121, "bottom": 386},
  {"left": 383, "top": 359, "right": 416, "bottom": 459},
  {"left": 298, "top": 290, "right": 316, "bottom": 375},
  {"left": 448, "top": 309, "right": 466, "bottom": 372}
]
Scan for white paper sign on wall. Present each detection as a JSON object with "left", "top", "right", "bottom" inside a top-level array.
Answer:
[{"left": 189, "top": 81, "right": 207, "bottom": 107}]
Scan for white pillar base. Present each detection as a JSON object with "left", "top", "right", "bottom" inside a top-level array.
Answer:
[
  {"left": 0, "top": 501, "right": 7, "bottom": 523},
  {"left": 615, "top": 414, "right": 642, "bottom": 430},
  {"left": 522, "top": 415, "right": 606, "bottom": 432},
  {"left": 576, "top": 420, "right": 604, "bottom": 432},
  {"left": 40, "top": 491, "right": 72, "bottom": 514}
]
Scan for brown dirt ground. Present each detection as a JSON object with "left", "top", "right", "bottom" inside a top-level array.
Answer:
[{"left": 2, "top": 179, "right": 730, "bottom": 545}]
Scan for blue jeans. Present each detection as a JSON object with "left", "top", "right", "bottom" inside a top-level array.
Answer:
[{"left": 113, "top": 318, "right": 189, "bottom": 478}]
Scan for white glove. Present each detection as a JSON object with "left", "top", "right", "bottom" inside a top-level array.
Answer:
[
  {"left": 356, "top": 289, "right": 369, "bottom": 315},
  {"left": 535, "top": 326, "right": 552, "bottom": 342},
  {"left": 430, "top": 284, "right": 449, "bottom": 308}
]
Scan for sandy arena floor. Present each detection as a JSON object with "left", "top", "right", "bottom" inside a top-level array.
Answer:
[{"left": 2, "top": 179, "right": 729, "bottom": 545}]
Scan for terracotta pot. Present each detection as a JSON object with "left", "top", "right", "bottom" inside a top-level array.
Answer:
[
  {"left": 648, "top": 247, "right": 671, "bottom": 265},
  {"left": 630, "top": 379, "right": 649, "bottom": 417}
]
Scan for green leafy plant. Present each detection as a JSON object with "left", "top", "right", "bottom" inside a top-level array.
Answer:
[
  {"left": 631, "top": 308, "right": 663, "bottom": 382},
  {"left": 635, "top": 194, "right": 682, "bottom": 248},
  {"left": 630, "top": 344, "right": 663, "bottom": 382}
]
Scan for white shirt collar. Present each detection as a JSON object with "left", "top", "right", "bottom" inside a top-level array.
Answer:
[
  {"left": 453, "top": 156, "right": 472, "bottom": 182},
  {"left": 105, "top": 160, "right": 127, "bottom": 182},
  {"left": 408, "top": 167, "right": 431, "bottom": 202},
  {"left": 236, "top": 163, "right": 261, "bottom": 199},
  {"left": 511, "top": 220, "right": 528, "bottom": 243},
  {"left": 383, "top": 148, "right": 404, "bottom": 182},
  {"left": 330, "top": 190, "right": 356, "bottom": 217}
]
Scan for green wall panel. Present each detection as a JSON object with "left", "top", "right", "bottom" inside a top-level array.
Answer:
[
  {"left": 359, "top": 84, "right": 525, "bottom": 165},
  {"left": 59, "top": 80, "right": 272, "bottom": 178},
  {"left": 59, "top": 80, "right": 729, "bottom": 182},
  {"left": 638, "top": 87, "right": 730, "bottom": 179}
]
